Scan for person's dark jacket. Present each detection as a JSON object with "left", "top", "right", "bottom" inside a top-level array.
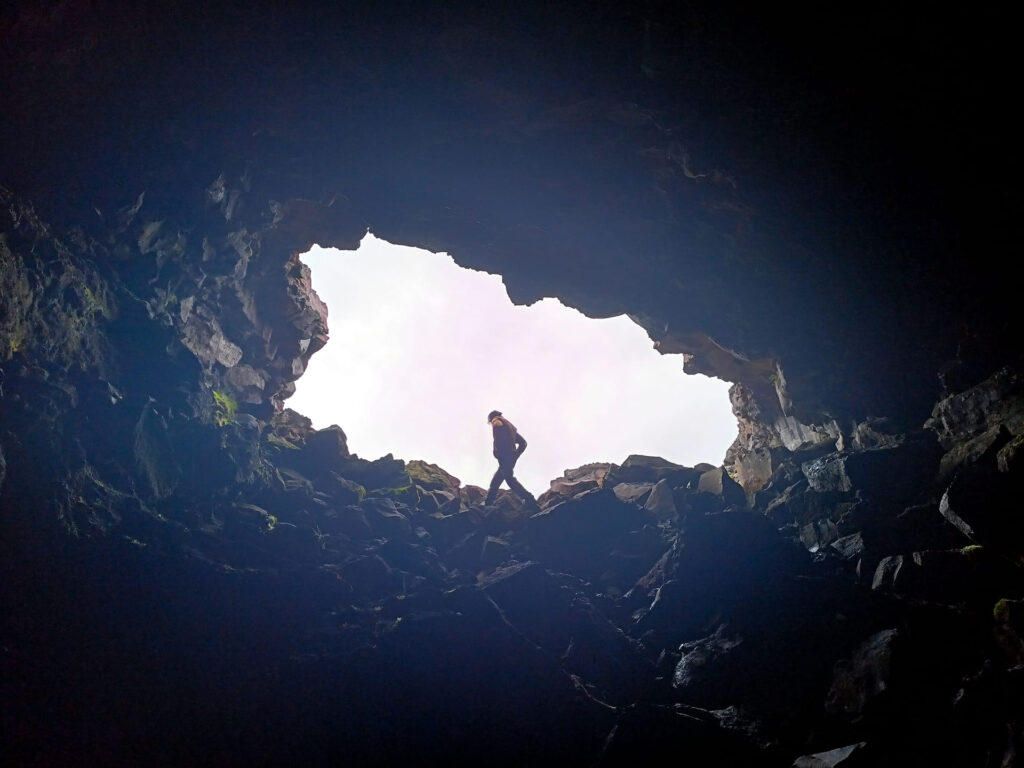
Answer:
[{"left": 491, "top": 415, "right": 527, "bottom": 461}]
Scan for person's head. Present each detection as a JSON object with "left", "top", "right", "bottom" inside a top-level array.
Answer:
[{"left": 487, "top": 410, "right": 502, "bottom": 423}]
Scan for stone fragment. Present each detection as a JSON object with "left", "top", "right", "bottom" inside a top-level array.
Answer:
[
  {"left": 132, "top": 401, "right": 181, "bottom": 499},
  {"left": 925, "top": 366, "right": 1024, "bottom": 449},
  {"left": 673, "top": 624, "right": 744, "bottom": 689},
  {"left": 825, "top": 629, "right": 900, "bottom": 718},
  {"left": 802, "top": 436, "right": 941, "bottom": 505},
  {"left": 696, "top": 467, "right": 747, "bottom": 508},
  {"left": 870, "top": 556, "right": 904, "bottom": 592},
  {"left": 615, "top": 455, "right": 699, "bottom": 486},
  {"left": 872, "top": 502, "right": 966, "bottom": 554},
  {"left": 180, "top": 312, "right": 244, "bottom": 368},
  {"left": 563, "top": 462, "right": 617, "bottom": 483},
  {"left": 774, "top": 414, "right": 841, "bottom": 452},
  {"left": 792, "top": 741, "right": 869, "bottom": 767},
  {"left": 938, "top": 423, "right": 1010, "bottom": 482},
  {"left": 226, "top": 364, "right": 267, "bottom": 401},
  {"left": 997, "top": 432, "right": 1024, "bottom": 476},
  {"left": 337, "top": 554, "right": 396, "bottom": 600},
  {"left": 729, "top": 446, "right": 773, "bottom": 498},
  {"left": 850, "top": 417, "right": 904, "bottom": 450},
  {"left": 871, "top": 547, "right": 1024, "bottom": 607},
  {"left": 612, "top": 482, "right": 654, "bottom": 505},
  {"left": 406, "top": 460, "right": 461, "bottom": 493},
  {"left": 644, "top": 478, "right": 677, "bottom": 520},
  {"left": 830, "top": 532, "right": 864, "bottom": 560},
  {"left": 801, "top": 454, "right": 853, "bottom": 493},
  {"left": 938, "top": 462, "right": 1011, "bottom": 546},
  {"left": 526, "top": 488, "right": 647, "bottom": 581},
  {"left": 319, "top": 504, "right": 373, "bottom": 539},
  {"left": 539, "top": 463, "right": 617, "bottom": 506},
  {"left": 360, "top": 497, "right": 411, "bottom": 538},
  {"left": 799, "top": 517, "right": 839, "bottom": 552}
]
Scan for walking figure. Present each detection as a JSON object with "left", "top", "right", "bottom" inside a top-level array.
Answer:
[{"left": 484, "top": 410, "right": 538, "bottom": 509}]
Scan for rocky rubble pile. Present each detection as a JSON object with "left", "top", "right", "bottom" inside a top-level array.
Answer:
[{"left": 2, "top": 189, "right": 1023, "bottom": 766}]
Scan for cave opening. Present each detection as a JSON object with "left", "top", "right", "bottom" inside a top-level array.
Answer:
[{"left": 286, "top": 233, "right": 737, "bottom": 492}]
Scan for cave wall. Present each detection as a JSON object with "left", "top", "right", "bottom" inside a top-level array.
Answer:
[{"left": 3, "top": 0, "right": 1017, "bottom": 444}]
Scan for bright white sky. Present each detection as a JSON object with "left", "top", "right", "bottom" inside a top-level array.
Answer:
[{"left": 286, "top": 234, "right": 737, "bottom": 493}]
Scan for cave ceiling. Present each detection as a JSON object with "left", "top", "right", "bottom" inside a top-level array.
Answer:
[{"left": 2, "top": 1, "right": 1014, "bottom": 426}]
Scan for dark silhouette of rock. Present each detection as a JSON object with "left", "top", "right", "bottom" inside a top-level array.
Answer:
[{"left": 825, "top": 629, "right": 900, "bottom": 720}]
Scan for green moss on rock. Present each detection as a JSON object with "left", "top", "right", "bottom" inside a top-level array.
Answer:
[{"left": 213, "top": 390, "right": 238, "bottom": 427}]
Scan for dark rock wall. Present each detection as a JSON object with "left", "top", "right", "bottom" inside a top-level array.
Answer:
[
  {"left": 3, "top": 2, "right": 1015, "bottom": 427},
  {"left": 2, "top": 2, "right": 1023, "bottom": 765}
]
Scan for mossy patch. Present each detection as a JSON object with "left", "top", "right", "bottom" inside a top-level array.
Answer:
[
  {"left": 377, "top": 484, "right": 420, "bottom": 505},
  {"left": 993, "top": 598, "right": 1023, "bottom": 625},
  {"left": 961, "top": 544, "right": 985, "bottom": 561},
  {"left": 407, "top": 460, "right": 461, "bottom": 491},
  {"left": 267, "top": 433, "right": 300, "bottom": 451},
  {"left": 213, "top": 390, "right": 238, "bottom": 427},
  {"left": 235, "top": 502, "right": 278, "bottom": 532}
]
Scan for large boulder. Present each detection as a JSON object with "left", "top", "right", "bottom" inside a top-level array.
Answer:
[
  {"left": 801, "top": 434, "right": 941, "bottom": 507},
  {"left": 481, "top": 561, "right": 652, "bottom": 701},
  {"left": 613, "top": 455, "right": 701, "bottom": 487},
  {"left": 525, "top": 488, "right": 648, "bottom": 582},
  {"left": 539, "top": 462, "right": 616, "bottom": 507},
  {"left": 926, "top": 366, "right": 1024, "bottom": 449},
  {"left": 696, "top": 467, "right": 747, "bottom": 509},
  {"left": 939, "top": 462, "right": 1023, "bottom": 559},
  {"left": 825, "top": 628, "right": 900, "bottom": 720},
  {"left": 870, "top": 548, "right": 1024, "bottom": 609}
]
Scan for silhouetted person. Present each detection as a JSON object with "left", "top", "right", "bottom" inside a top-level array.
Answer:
[{"left": 484, "top": 410, "right": 538, "bottom": 508}]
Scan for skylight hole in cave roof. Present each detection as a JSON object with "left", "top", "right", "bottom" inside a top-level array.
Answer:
[{"left": 286, "top": 233, "right": 737, "bottom": 493}]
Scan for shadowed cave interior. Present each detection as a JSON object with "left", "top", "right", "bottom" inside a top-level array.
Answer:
[{"left": 1, "top": 2, "right": 1022, "bottom": 766}]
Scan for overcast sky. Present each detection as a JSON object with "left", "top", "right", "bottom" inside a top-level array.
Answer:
[{"left": 286, "top": 235, "right": 737, "bottom": 493}]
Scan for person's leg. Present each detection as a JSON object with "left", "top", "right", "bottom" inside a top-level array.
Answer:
[
  {"left": 506, "top": 474, "right": 536, "bottom": 504},
  {"left": 485, "top": 465, "right": 506, "bottom": 506},
  {"left": 500, "top": 457, "right": 537, "bottom": 506}
]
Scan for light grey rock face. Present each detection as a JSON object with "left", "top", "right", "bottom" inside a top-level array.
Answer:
[{"left": 776, "top": 415, "right": 841, "bottom": 453}]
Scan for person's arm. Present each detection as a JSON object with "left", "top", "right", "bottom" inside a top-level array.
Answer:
[{"left": 515, "top": 433, "right": 527, "bottom": 456}]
